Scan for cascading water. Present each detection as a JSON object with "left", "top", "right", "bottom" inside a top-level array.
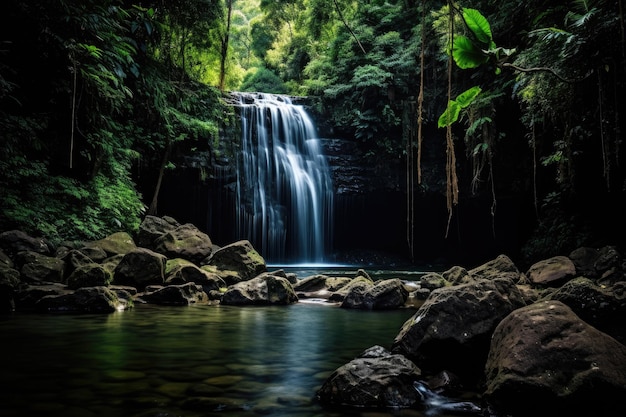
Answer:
[{"left": 233, "top": 92, "right": 333, "bottom": 264}]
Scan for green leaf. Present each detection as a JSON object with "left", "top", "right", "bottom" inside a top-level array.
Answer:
[
  {"left": 452, "top": 36, "right": 488, "bottom": 69},
  {"left": 438, "top": 100, "right": 462, "bottom": 128},
  {"left": 463, "top": 8, "right": 493, "bottom": 45},
  {"left": 456, "top": 86, "right": 482, "bottom": 108}
]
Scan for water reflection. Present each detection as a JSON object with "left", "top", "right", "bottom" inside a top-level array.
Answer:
[{"left": 1, "top": 303, "right": 425, "bottom": 417}]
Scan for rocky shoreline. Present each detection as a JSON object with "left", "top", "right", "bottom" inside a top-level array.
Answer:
[{"left": 1, "top": 215, "right": 625, "bottom": 416}]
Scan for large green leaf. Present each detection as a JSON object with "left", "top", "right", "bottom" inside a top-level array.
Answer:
[
  {"left": 438, "top": 100, "right": 462, "bottom": 128},
  {"left": 456, "top": 86, "right": 482, "bottom": 108},
  {"left": 452, "top": 36, "right": 488, "bottom": 69},
  {"left": 463, "top": 8, "right": 493, "bottom": 45}
]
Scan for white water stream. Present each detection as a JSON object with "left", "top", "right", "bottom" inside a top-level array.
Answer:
[{"left": 234, "top": 93, "right": 333, "bottom": 263}]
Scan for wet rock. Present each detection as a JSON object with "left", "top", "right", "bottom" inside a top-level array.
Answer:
[
  {"left": 61, "top": 249, "right": 95, "bottom": 278},
  {"left": 84, "top": 232, "right": 137, "bottom": 257},
  {"left": 526, "top": 255, "right": 576, "bottom": 287},
  {"left": 316, "top": 345, "right": 422, "bottom": 409},
  {"left": 203, "top": 240, "right": 267, "bottom": 285},
  {"left": 545, "top": 277, "right": 626, "bottom": 344},
  {"left": 14, "top": 283, "right": 71, "bottom": 311},
  {"left": 113, "top": 248, "right": 167, "bottom": 290},
  {"left": 66, "top": 263, "right": 112, "bottom": 289},
  {"left": 221, "top": 273, "right": 297, "bottom": 305},
  {"left": 419, "top": 272, "right": 448, "bottom": 291},
  {"left": 35, "top": 286, "right": 128, "bottom": 313},
  {"left": 468, "top": 254, "right": 521, "bottom": 282},
  {"left": 154, "top": 223, "right": 213, "bottom": 264},
  {"left": 392, "top": 277, "right": 526, "bottom": 378},
  {"left": 135, "top": 215, "right": 180, "bottom": 248},
  {"left": 327, "top": 275, "right": 373, "bottom": 302},
  {"left": 141, "top": 282, "right": 208, "bottom": 305},
  {"left": 341, "top": 278, "right": 408, "bottom": 309},
  {"left": 0, "top": 230, "right": 51, "bottom": 257},
  {"left": 292, "top": 274, "right": 351, "bottom": 299},
  {"left": 165, "top": 258, "right": 226, "bottom": 292},
  {"left": 16, "top": 251, "right": 65, "bottom": 283},
  {"left": 484, "top": 300, "right": 626, "bottom": 416},
  {"left": 441, "top": 265, "right": 473, "bottom": 285}
]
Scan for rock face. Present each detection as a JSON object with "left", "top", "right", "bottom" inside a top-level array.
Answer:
[{"left": 484, "top": 300, "right": 626, "bottom": 416}]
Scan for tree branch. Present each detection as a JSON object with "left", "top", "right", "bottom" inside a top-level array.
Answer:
[
  {"left": 333, "top": 0, "right": 366, "bottom": 54},
  {"left": 500, "top": 62, "right": 593, "bottom": 83}
]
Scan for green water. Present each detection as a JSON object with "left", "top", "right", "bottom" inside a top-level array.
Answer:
[{"left": 1, "top": 301, "right": 431, "bottom": 417}]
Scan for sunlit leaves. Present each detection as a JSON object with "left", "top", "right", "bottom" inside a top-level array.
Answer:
[
  {"left": 462, "top": 8, "right": 493, "bottom": 45},
  {"left": 452, "top": 36, "right": 488, "bottom": 69},
  {"left": 438, "top": 86, "right": 482, "bottom": 127}
]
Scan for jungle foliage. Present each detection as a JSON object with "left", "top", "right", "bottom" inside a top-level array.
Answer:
[{"left": 1, "top": 0, "right": 625, "bottom": 261}]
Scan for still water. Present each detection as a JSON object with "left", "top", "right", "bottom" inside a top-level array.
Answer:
[{"left": 0, "top": 301, "right": 442, "bottom": 417}]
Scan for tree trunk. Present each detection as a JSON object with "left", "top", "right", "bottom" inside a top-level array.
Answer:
[
  {"left": 148, "top": 138, "right": 171, "bottom": 216},
  {"left": 219, "top": 0, "right": 233, "bottom": 91}
]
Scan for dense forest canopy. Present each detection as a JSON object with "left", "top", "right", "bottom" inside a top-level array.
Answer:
[{"left": 1, "top": 0, "right": 624, "bottom": 264}]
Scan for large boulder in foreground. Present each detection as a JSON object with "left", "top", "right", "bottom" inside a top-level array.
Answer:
[
  {"left": 221, "top": 273, "right": 297, "bottom": 305},
  {"left": 392, "top": 278, "right": 526, "bottom": 378},
  {"left": 316, "top": 345, "right": 422, "bottom": 409},
  {"left": 484, "top": 300, "right": 626, "bottom": 416}
]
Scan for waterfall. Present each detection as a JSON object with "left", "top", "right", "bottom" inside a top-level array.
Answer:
[{"left": 233, "top": 92, "right": 333, "bottom": 264}]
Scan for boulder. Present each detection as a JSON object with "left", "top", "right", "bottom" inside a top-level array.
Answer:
[
  {"left": 141, "top": 283, "right": 208, "bottom": 305},
  {"left": 441, "top": 265, "right": 473, "bottom": 285},
  {"left": 392, "top": 277, "right": 526, "bottom": 378},
  {"left": 341, "top": 278, "right": 408, "bottom": 309},
  {"left": 165, "top": 258, "right": 226, "bottom": 292},
  {"left": 526, "top": 255, "right": 576, "bottom": 286},
  {"left": 84, "top": 232, "right": 137, "bottom": 257},
  {"left": 16, "top": 251, "right": 65, "bottom": 283},
  {"left": 203, "top": 240, "right": 267, "bottom": 285},
  {"left": 221, "top": 273, "right": 297, "bottom": 305},
  {"left": 113, "top": 248, "right": 167, "bottom": 290},
  {"left": 568, "top": 246, "right": 600, "bottom": 278},
  {"left": 0, "top": 230, "right": 51, "bottom": 257},
  {"left": 545, "top": 277, "right": 626, "bottom": 344},
  {"left": 328, "top": 275, "right": 373, "bottom": 302},
  {"left": 292, "top": 274, "right": 351, "bottom": 299},
  {"left": 484, "top": 300, "right": 626, "bottom": 416},
  {"left": 316, "top": 345, "right": 422, "bottom": 409},
  {"left": 14, "top": 283, "right": 71, "bottom": 311},
  {"left": 35, "top": 286, "right": 129, "bottom": 313},
  {"left": 468, "top": 254, "right": 521, "bottom": 282},
  {"left": 135, "top": 215, "right": 180, "bottom": 248},
  {"left": 66, "top": 263, "right": 113, "bottom": 289},
  {"left": 62, "top": 249, "right": 95, "bottom": 278},
  {"left": 154, "top": 223, "right": 214, "bottom": 263},
  {"left": 419, "top": 272, "right": 448, "bottom": 291}
]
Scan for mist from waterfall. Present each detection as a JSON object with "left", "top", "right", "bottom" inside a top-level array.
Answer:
[{"left": 233, "top": 92, "right": 333, "bottom": 264}]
